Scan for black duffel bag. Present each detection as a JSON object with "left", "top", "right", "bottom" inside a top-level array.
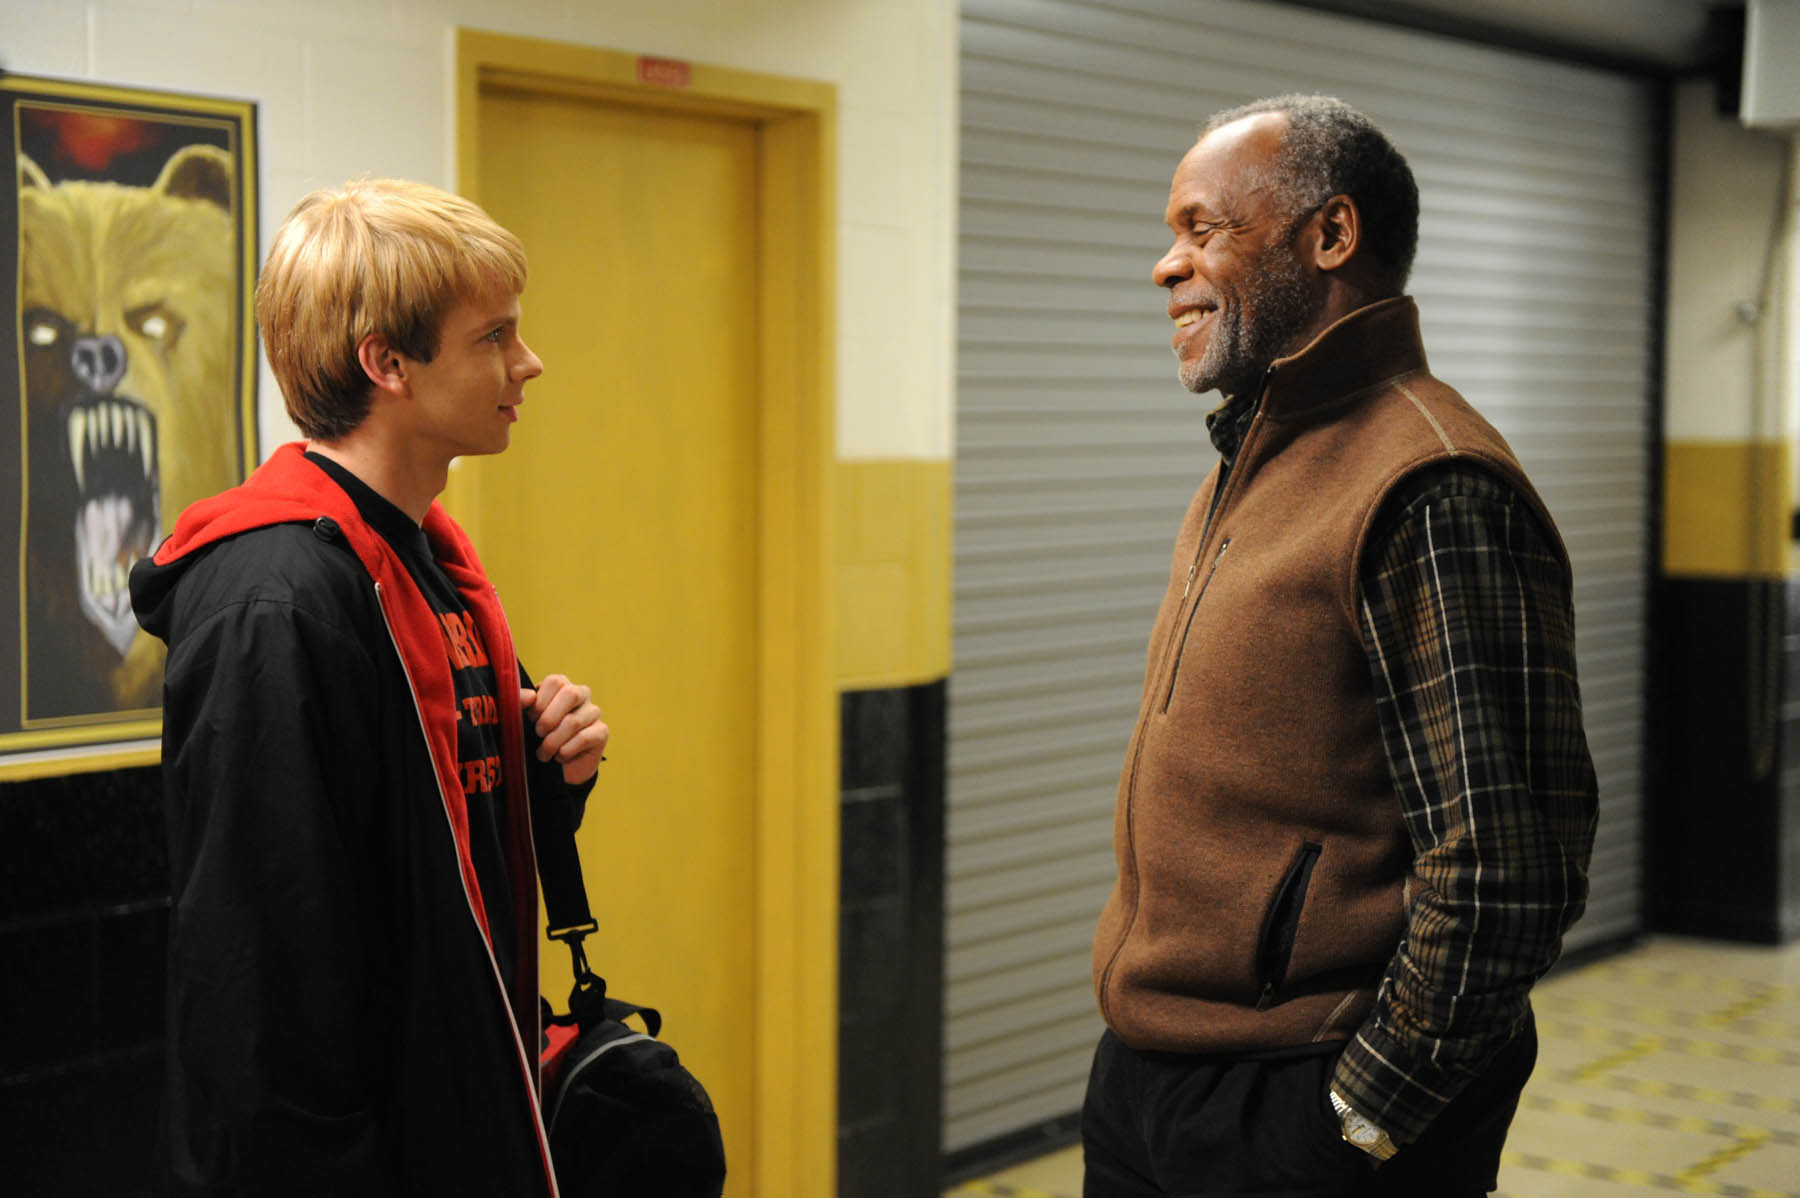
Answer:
[{"left": 540, "top": 970, "right": 725, "bottom": 1197}]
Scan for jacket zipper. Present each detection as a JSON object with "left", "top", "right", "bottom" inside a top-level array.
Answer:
[
  {"left": 1148, "top": 387, "right": 1270, "bottom": 714},
  {"left": 1160, "top": 538, "right": 1230, "bottom": 712},
  {"left": 1097, "top": 380, "right": 1274, "bottom": 1016},
  {"left": 1255, "top": 841, "right": 1322, "bottom": 1010},
  {"left": 374, "top": 581, "right": 563, "bottom": 1198}
]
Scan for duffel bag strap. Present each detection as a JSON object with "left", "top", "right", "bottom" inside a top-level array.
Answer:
[
  {"left": 531, "top": 758, "right": 596, "bottom": 947},
  {"left": 602, "top": 995, "right": 663, "bottom": 1038},
  {"left": 528, "top": 735, "right": 607, "bottom": 1014}
]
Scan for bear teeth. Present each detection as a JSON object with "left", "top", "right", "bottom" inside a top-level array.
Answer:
[
  {"left": 69, "top": 409, "right": 86, "bottom": 492},
  {"left": 67, "top": 401, "right": 157, "bottom": 495}
]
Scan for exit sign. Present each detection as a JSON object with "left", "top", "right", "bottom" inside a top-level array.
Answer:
[{"left": 636, "top": 56, "right": 692, "bottom": 89}]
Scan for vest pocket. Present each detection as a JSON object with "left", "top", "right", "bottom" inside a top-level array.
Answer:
[{"left": 1255, "top": 841, "right": 1321, "bottom": 1010}]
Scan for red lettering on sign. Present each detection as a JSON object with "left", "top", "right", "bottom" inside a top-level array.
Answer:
[{"left": 637, "top": 56, "right": 691, "bottom": 89}]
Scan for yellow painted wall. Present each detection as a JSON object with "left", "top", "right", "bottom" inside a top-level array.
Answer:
[
  {"left": 1664, "top": 441, "right": 1791, "bottom": 579},
  {"left": 837, "top": 460, "right": 952, "bottom": 689}
]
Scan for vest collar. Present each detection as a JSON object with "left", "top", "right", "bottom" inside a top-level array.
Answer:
[{"left": 1259, "top": 295, "right": 1426, "bottom": 420}]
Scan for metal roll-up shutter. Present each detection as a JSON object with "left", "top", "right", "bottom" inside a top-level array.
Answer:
[{"left": 949, "top": 0, "right": 1654, "bottom": 1153}]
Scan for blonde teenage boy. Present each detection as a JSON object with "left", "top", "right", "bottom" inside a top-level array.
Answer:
[{"left": 132, "top": 179, "right": 607, "bottom": 1196}]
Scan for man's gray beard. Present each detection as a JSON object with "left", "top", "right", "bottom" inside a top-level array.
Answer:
[{"left": 1177, "top": 246, "right": 1318, "bottom": 398}]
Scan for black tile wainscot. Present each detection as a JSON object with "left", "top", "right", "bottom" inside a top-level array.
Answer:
[
  {"left": 0, "top": 766, "right": 167, "bottom": 1196},
  {"left": 1651, "top": 576, "right": 1800, "bottom": 942},
  {"left": 837, "top": 682, "right": 946, "bottom": 1198}
]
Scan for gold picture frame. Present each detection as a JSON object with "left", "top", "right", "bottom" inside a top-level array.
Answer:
[{"left": 2, "top": 74, "right": 258, "bottom": 779}]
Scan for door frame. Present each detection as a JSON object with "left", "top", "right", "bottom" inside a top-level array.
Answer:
[{"left": 454, "top": 28, "right": 838, "bottom": 1197}]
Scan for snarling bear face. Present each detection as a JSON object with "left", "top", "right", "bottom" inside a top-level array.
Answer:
[{"left": 19, "top": 144, "right": 240, "bottom": 716}]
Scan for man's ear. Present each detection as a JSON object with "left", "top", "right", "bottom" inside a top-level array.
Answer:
[
  {"left": 1306, "top": 194, "right": 1361, "bottom": 273},
  {"left": 356, "top": 333, "right": 410, "bottom": 398}
]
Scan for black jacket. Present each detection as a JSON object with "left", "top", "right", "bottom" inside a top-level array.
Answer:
[{"left": 131, "top": 444, "right": 590, "bottom": 1196}]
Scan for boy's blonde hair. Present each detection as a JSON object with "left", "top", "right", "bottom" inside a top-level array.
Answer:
[{"left": 256, "top": 178, "right": 527, "bottom": 440}]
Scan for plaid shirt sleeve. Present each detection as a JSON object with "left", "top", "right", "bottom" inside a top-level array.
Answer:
[{"left": 1331, "top": 463, "right": 1599, "bottom": 1147}]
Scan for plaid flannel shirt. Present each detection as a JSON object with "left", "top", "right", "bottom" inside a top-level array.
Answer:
[{"left": 1333, "top": 461, "right": 1599, "bottom": 1145}]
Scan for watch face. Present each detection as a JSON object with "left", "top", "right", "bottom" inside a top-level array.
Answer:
[{"left": 1341, "top": 1112, "right": 1397, "bottom": 1161}]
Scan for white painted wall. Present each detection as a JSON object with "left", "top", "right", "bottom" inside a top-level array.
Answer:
[
  {"left": 1664, "top": 77, "right": 1791, "bottom": 443},
  {"left": 1, "top": 0, "right": 958, "bottom": 462},
  {"left": 1790, "top": 145, "right": 1800, "bottom": 494}
]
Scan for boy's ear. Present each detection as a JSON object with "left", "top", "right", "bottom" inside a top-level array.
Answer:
[{"left": 356, "top": 333, "right": 410, "bottom": 397}]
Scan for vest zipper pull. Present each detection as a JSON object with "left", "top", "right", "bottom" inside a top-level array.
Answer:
[{"left": 1182, "top": 562, "right": 1198, "bottom": 598}]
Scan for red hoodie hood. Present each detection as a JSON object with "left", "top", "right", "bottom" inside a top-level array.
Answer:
[
  {"left": 148, "top": 441, "right": 482, "bottom": 588},
  {"left": 132, "top": 443, "right": 497, "bottom": 644}
]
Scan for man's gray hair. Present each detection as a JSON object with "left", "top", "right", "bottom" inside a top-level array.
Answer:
[{"left": 1204, "top": 94, "right": 1420, "bottom": 290}]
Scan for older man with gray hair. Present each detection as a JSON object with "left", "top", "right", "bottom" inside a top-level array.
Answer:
[{"left": 1082, "top": 95, "right": 1598, "bottom": 1196}]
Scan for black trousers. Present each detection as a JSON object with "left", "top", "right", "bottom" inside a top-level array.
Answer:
[{"left": 1080, "top": 1016, "right": 1536, "bottom": 1198}]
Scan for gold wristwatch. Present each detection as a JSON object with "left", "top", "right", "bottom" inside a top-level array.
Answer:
[{"left": 1330, "top": 1089, "right": 1398, "bottom": 1162}]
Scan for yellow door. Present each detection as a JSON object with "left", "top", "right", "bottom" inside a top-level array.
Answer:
[{"left": 465, "top": 86, "right": 760, "bottom": 1187}]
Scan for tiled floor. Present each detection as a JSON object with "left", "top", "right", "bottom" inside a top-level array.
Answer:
[{"left": 945, "top": 936, "right": 1800, "bottom": 1197}]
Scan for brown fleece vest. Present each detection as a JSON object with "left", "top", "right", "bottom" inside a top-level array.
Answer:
[{"left": 1091, "top": 297, "right": 1564, "bottom": 1054}]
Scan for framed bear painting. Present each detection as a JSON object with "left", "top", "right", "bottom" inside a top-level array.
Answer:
[{"left": 0, "top": 74, "right": 258, "bottom": 778}]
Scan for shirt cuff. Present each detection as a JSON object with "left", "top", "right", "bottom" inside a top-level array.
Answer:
[{"left": 1332, "top": 1011, "right": 1480, "bottom": 1146}]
